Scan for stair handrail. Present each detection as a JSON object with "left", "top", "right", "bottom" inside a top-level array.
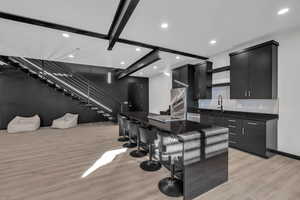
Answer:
[
  {"left": 49, "top": 61, "right": 121, "bottom": 105},
  {"left": 38, "top": 60, "right": 118, "bottom": 111},
  {"left": 12, "top": 57, "right": 113, "bottom": 113}
]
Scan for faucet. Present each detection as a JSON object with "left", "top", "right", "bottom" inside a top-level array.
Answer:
[{"left": 217, "top": 95, "right": 224, "bottom": 112}]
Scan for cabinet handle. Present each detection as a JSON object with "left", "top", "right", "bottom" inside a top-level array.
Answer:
[
  {"left": 228, "top": 125, "right": 236, "bottom": 128},
  {"left": 248, "top": 122, "right": 257, "bottom": 126},
  {"left": 245, "top": 91, "right": 247, "bottom": 97},
  {"left": 242, "top": 128, "right": 245, "bottom": 135},
  {"left": 248, "top": 90, "right": 251, "bottom": 97},
  {"left": 228, "top": 119, "right": 236, "bottom": 122}
]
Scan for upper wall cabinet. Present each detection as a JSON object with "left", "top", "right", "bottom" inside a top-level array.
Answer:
[
  {"left": 230, "top": 41, "right": 278, "bottom": 99},
  {"left": 193, "top": 61, "right": 212, "bottom": 99},
  {"left": 172, "top": 66, "right": 189, "bottom": 89},
  {"left": 172, "top": 65, "right": 198, "bottom": 108}
]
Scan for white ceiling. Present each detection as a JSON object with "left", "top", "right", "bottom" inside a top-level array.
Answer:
[
  {"left": 123, "top": 0, "right": 300, "bottom": 57},
  {"left": 0, "top": 0, "right": 119, "bottom": 33},
  {"left": 1, "top": 0, "right": 300, "bottom": 76},
  {"left": 0, "top": 18, "right": 151, "bottom": 69},
  {"left": 131, "top": 52, "right": 202, "bottom": 77}
]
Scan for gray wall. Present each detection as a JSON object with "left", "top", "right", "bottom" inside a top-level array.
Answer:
[{"left": 0, "top": 63, "right": 148, "bottom": 129}]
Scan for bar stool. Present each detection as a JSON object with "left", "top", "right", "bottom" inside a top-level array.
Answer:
[
  {"left": 157, "top": 131, "right": 183, "bottom": 197},
  {"left": 139, "top": 127, "right": 161, "bottom": 171},
  {"left": 122, "top": 120, "right": 137, "bottom": 148},
  {"left": 117, "top": 115, "right": 129, "bottom": 142},
  {"left": 130, "top": 124, "right": 147, "bottom": 158}
]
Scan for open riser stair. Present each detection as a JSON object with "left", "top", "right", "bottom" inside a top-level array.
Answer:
[{"left": 0, "top": 56, "right": 120, "bottom": 121}]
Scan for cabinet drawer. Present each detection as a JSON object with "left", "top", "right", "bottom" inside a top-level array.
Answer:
[
  {"left": 225, "top": 118, "right": 242, "bottom": 131},
  {"left": 226, "top": 118, "right": 242, "bottom": 125},
  {"left": 245, "top": 120, "right": 265, "bottom": 127}
]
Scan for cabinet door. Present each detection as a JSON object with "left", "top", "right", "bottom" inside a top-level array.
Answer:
[
  {"left": 230, "top": 52, "right": 249, "bottom": 99},
  {"left": 172, "top": 67, "right": 188, "bottom": 88},
  {"left": 243, "top": 120, "right": 266, "bottom": 156},
  {"left": 172, "top": 69, "right": 181, "bottom": 88},
  {"left": 248, "top": 46, "right": 272, "bottom": 99},
  {"left": 194, "top": 64, "right": 206, "bottom": 99},
  {"left": 180, "top": 67, "right": 189, "bottom": 85}
]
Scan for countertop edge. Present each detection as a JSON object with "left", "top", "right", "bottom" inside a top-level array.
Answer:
[{"left": 188, "top": 107, "right": 279, "bottom": 121}]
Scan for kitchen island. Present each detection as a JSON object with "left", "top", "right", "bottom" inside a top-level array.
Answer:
[{"left": 121, "top": 112, "right": 229, "bottom": 200}]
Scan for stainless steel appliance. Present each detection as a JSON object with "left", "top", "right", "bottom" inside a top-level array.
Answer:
[{"left": 148, "top": 88, "right": 187, "bottom": 122}]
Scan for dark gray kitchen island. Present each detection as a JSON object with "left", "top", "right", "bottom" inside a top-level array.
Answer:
[{"left": 121, "top": 112, "right": 229, "bottom": 200}]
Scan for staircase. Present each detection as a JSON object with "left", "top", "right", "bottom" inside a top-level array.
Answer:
[{"left": 0, "top": 56, "right": 121, "bottom": 121}]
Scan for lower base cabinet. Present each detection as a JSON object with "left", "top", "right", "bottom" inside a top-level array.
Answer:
[{"left": 200, "top": 113, "right": 277, "bottom": 158}]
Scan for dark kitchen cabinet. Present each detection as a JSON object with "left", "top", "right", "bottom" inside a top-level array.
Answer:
[
  {"left": 199, "top": 112, "right": 277, "bottom": 158},
  {"left": 193, "top": 61, "right": 212, "bottom": 99},
  {"left": 172, "top": 65, "right": 198, "bottom": 108},
  {"left": 230, "top": 40, "right": 278, "bottom": 99},
  {"left": 172, "top": 66, "right": 189, "bottom": 89},
  {"left": 243, "top": 120, "right": 266, "bottom": 156},
  {"left": 248, "top": 46, "right": 274, "bottom": 98},
  {"left": 230, "top": 52, "right": 248, "bottom": 99}
]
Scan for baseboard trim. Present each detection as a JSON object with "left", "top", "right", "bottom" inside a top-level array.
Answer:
[{"left": 269, "top": 149, "right": 300, "bottom": 160}]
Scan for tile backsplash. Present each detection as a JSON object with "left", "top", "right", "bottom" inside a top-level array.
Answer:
[{"left": 199, "top": 98, "right": 279, "bottom": 114}]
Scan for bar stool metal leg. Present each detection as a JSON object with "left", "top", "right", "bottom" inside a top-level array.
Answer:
[
  {"left": 123, "top": 121, "right": 137, "bottom": 148},
  {"left": 118, "top": 126, "right": 129, "bottom": 142},
  {"left": 140, "top": 144, "right": 161, "bottom": 171},
  {"left": 118, "top": 116, "right": 129, "bottom": 142},
  {"left": 130, "top": 130, "right": 147, "bottom": 157},
  {"left": 158, "top": 157, "right": 183, "bottom": 197}
]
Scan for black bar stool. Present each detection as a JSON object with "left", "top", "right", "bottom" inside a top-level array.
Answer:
[
  {"left": 122, "top": 120, "right": 137, "bottom": 148},
  {"left": 139, "top": 127, "right": 161, "bottom": 171},
  {"left": 130, "top": 124, "right": 147, "bottom": 158},
  {"left": 157, "top": 131, "right": 183, "bottom": 197},
  {"left": 117, "top": 115, "right": 129, "bottom": 142}
]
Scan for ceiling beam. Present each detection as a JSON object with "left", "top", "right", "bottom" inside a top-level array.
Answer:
[
  {"left": 117, "top": 49, "right": 160, "bottom": 79},
  {"left": 117, "top": 38, "right": 209, "bottom": 60},
  {"left": 0, "top": 11, "right": 108, "bottom": 40},
  {"left": 0, "top": 11, "right": 208, "bottom": 61},
  {"left": 107, "top": 0, "right": 140, "bottom": 50}
]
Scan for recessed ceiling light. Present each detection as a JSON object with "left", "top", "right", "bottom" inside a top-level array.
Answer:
[
  {"left": 153, "top": 66, "right": 157, "bottom": 69},
  {"left": 62, "top": 33, "right": 70, "bottom": 38},
  {"left": 210, "top": 40, "right": 217, "bottom": 45},
  {"left": 120, "top": 61, "right": 125, "bottom": 65},
  {"left": 161, "top": 22, "right": 169, "bottom": 29},
  {"left": 136, "top": 48, "right": 141, "bottom": 52},
  {"left": 176, "top": 56, "right": 181, "bottom": 60},
  {"left": 68, "top": 54, "right": 74, "bottom": 58},
  {"left": 278, "top": 8, "right": 289, "bottom": 15}
]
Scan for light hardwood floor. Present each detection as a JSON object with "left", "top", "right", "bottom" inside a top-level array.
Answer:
[{"left": 0, "top": 123, "right": 299, "bottom": 200}]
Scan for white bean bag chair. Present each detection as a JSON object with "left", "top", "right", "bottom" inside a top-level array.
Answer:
[
  {"left": 51, "top": 113, "right": 79, "bottom": 129},
  {"left": 7, "top": 115, "right": 41, "bottom": 133}
]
